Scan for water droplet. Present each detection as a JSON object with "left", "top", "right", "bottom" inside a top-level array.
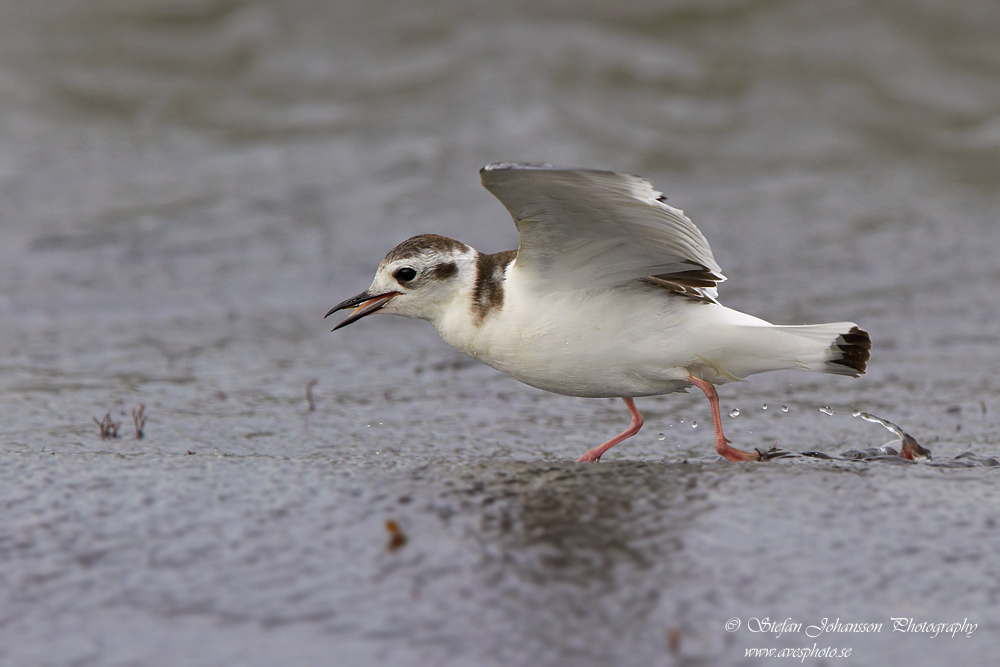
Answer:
[
  {"left": 762, "top": 403, "right": 768, "bottom": 411},
  {"left": 668, "top": 422, "right": 673, "bottom": 428},
  {"left": 657, "top": 433, "right": 666, "bottom": 441},
  {"left": 679, "top": 419, "right": 685, "bottom": 424},
  {"left": 729, "top": 408, "right": 740, "bottom": 418},
  {"left": 780, "top": 405, "right": 789, "bottom": 413},
  {"left": 819, "top": 405, "right": 834, "bottom": 416},
  {"left": 851, "top": 409, "right": 861, "bottom": 418},
  {"left": 691, "top": 420, "right": 698, "bottom": 428}
]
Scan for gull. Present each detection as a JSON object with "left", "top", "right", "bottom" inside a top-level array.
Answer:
[{"left": 326, "top": 163, "right": 871, "bottom": 462}]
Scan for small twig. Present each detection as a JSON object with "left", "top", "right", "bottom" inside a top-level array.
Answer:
[
  {"left": 306, "top": 379, "right": 318, "bottom": 412},
  {"left": 93, "top": 412, "right": 121, "bottom": 440},
  {"left": 667, "top": 628, "right": 681, "bottom": 655},
  {"left": 131, "top": 405, "right": 147, "bottom": 440},
  {"left": 385, "top": 519, "right": 407, "bottom": 551}
]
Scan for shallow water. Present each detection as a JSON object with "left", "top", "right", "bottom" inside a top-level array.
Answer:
[{"left": 2, "top": 1, "right": 1000, "bottom": 665}]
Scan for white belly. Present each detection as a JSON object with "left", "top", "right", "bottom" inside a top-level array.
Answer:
[{"left": 437, "top": 281, "right": 771, "bottom": 398}]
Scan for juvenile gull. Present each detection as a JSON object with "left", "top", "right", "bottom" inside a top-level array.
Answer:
[{"left": 327, "top": 163, "right": 871, "bottom": 462}]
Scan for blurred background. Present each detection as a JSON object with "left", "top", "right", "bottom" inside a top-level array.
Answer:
[{"left": 1, "top": 1, "right": 998, "bottom": 665}]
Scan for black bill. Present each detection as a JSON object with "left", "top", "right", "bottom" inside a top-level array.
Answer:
[{"left": 325, "top": 290, "right": 397, "bottom": 331}]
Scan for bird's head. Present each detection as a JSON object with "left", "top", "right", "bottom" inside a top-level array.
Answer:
[{"left": 326, "top": 234, "right": 477, "bottom": 330}]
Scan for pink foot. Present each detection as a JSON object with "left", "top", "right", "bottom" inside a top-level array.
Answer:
[
  {"left": 576, "top": 397, "right": 643, "bottom": 462},
  {"left": 687, "top": 374, "right": 760, "bottom": 462}
]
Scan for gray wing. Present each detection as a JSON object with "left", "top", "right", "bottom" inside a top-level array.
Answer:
[{"left": 479, "top": 162, "right": 725, "bottom": 301}]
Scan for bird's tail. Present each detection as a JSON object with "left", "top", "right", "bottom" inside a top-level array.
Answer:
[{"left": 761, "top": 323, "right": 872, "bottom": 377}]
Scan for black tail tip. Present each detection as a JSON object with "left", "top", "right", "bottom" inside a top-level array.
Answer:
[{"left": 829, "top": 326, "right": 872, "bottom": 376}]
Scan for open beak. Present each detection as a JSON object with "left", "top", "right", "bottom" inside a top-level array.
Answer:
[{"left": 325, "top": 290, "right": 398, "bottom": 331}]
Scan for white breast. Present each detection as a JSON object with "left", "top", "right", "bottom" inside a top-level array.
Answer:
[{"left": 448, "top": 273, "right": 692, "bottom": 397}]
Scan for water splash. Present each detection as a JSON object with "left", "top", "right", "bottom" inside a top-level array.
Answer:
[
  {"left": 855, "top": 411, "right": 903, "bottom": 438},
  {"left": 854, "top": 411, "right": 931, "bottom": 461},
  {"left": 819, "top": 405, "right": 834, "bottom": 416}
]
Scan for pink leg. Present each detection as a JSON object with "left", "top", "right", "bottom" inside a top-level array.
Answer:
[
  {"left": 577, "top": 397, "right": 644, "bottom": 463},
  {"left": 687, "top": 375, "right": 760, "bottom": 462}
]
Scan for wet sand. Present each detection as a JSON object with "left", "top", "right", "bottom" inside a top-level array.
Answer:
[{"left": 1, "top": 1, "right": 999, "bottom": 665}]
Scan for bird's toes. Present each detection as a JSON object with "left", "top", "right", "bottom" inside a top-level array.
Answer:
[{"left": 756, "top": 446, "right": 793, "bottom": 461}]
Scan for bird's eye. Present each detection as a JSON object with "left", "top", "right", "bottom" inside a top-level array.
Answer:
[{"left": 394, "top": 267, "right": 417, "bottom": 283}]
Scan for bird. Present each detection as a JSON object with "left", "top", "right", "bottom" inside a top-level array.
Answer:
[{"left": 326, "top": 162, "right": 871, "bottom": 462}]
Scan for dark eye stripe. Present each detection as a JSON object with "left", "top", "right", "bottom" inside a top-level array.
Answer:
[{"left": 433, "top": 262, "right": 457, "bottom": 279}]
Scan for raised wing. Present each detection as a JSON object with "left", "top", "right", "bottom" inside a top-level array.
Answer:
[{"left": 479, "top": 162, "right": 725, "bottom": 301}]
